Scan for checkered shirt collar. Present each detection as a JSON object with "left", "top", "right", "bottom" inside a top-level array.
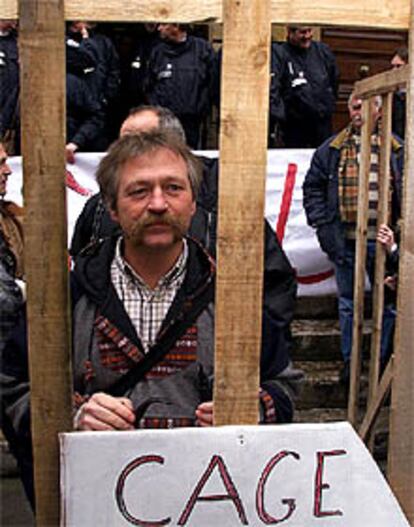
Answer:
[{"left": 112, "top": 237, "right": 188, "bottom": 293}]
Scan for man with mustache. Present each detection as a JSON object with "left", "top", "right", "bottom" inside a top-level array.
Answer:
[
  {"left": 1, "top": 131, "right": 299, "bottom": 506},
  {"left": 70, "top": 131, "right": 297, "bottom": 430}
]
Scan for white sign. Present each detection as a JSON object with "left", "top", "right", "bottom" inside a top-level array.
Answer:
[
  {"left": 8, "top": 150, "right": 336, "bottom": 296},
  {"left": 60, "top": 422, "right": 408, "bottom": 526}
]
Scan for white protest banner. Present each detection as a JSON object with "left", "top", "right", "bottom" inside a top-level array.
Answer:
[
  {"left": 7, "top": 150, "right": 336, "bottom": 296},
  {"left": 60, "top": 422, "right": 408, "bottom": 526}
]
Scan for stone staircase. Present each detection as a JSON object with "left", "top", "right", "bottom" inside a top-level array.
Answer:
[
  {"left": 292, "top": 295, "right": 348, "bottom": 422},
  {"left": 291, "top": 294, "right": 390, "bottom": 471}
]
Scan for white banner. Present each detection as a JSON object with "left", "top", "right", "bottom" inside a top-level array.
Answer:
[
  {"left": 60, "top": 422, "right": 409, "bottom": 526},
  {"left": 7, "top": 150, "right": 336, "bottom": 296}
]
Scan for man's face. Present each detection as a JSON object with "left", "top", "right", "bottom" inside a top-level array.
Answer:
[
  {"left": 0, "top": 144, "right": 11, "bottom": 198},
  {"left": 348, "top": 96, "right": 381, "bottom": 130},
  {"left": 110, "top": 147, "right": 195, "bottom": 252},
  {"left": 349, "top": 97, "right": 363, "bottom": 129},
  {"left": 69, "top": 21, "right": 90, "bottom": 33},
  {"left": 391, "top": 54, "right": 406, "bottom": 69},
  {"left": 158, "top": 24, "right": 182, "bottom": 42},
  {"left": 288, "top": 27, "right": 313, "bottom": 49},
  {"left": 120, "top": 111, "right": 160, "bottom": 136},
  {"left": 0, "top": 20, "right": 17, "bottom": 34}
]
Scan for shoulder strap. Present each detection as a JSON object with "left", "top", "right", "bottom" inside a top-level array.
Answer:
[{"left": 107, "top": 280, "right": 214, "bottom": 397}]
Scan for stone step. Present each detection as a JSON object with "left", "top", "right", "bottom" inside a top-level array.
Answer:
[
  {"left": 291, "top": 319, "right": 341, "bottom": 361},
  {"left": 294, "top": 407, "right": 390, "bottom": 470},
  {"left": 291, "top": 319, "right": 372, "bottom": 361},
  {"left": 294, "top": 360, "right": 370, "bottom": 410},
  {"left": 294, "top": 295, "right": 338, "bottom": 319},
  {"left": 294, "top": 407, "right": 347, "bottom": 423},
  {"left": 294, "top": 295, "right": 373, "bottom": 320}
]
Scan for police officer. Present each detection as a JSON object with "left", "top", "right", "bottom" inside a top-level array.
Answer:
[
  {"left": 65, "top": 34, "right": 105, "bottom": 162},
  {"left": 128, "top": 23, "right": 161, "bottom": 108},
  {"left": 67, "top": 21, "right": 121, "bottom": 149},
  {"left": 270, "top": 26, "right": 339, "bottom": 148},
  {"left": 145, "top": 24, "right": 216, "bottom": 149}
]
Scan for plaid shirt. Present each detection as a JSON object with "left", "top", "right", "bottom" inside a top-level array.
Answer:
[
  {"left": 338, "top": 128, "right": 382, "bottom": 241},
  {"left": 110, "top": 238, "right": 188, "bottom": 353}
]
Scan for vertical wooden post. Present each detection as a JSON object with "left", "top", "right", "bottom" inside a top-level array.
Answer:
[
  {"left": 368, "top": 92, "right": 392, "bottom": 405},
  {"left": 19, "top": 0, "right": 73, "bottom": 523},
  {"left": 348, "top": 98, "right": 372, "bottom": 425},
  {"left": 213, "top": 0, "right": 271, "bottom": 425},
  {"left": 388, "top": 0, "right": 414, "bottom": 520}
]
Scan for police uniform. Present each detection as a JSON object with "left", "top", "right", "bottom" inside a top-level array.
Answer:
[
  {"left": 66, "top": 28, "right": 121, "bottom": 150},
  {"left": 270, "top": 40, "right": 339, "bottom": 148},
  {"left": 145, "top": 35, "right": 216, "bottom": 148}
]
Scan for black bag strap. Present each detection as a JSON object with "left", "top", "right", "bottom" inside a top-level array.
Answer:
[{"left": 107, "top": 280, "right": 214, "bottom": 397}]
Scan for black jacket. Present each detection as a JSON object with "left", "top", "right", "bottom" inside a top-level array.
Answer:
[
  {"left": 392, "top": 90, "right": 406, "bottom": 139},
  {"left": 146, "top": 36, "right": 215, "bottom": 120},
  {"left": 66, "top": 72, "right": 105, "bottom": 150},
  {"left": 303, "top": 128, "right": 404, "bottom": 265},
  {"left": 270, "top": 40, "right": 339, "bottom": 125},
  {"left": 80, "top": 31, "right": 121, "bottom": 107},
  {"left": 128, "top": 29, "right": 161, "bottom": 106},
  {"left": 72, "top": 235, "right": 298, "bottom": 418}
]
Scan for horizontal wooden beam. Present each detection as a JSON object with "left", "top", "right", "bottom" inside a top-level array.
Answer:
[
  {"left": 1, "top": 0, "right": 410, "bottom": 28},
  {"left": 354, "top": 65, "right": 409, "bottom": 99}
]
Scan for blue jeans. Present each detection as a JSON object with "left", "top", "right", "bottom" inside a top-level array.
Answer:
[{"left": 334, "top": 239, "right": 396, "bottom": 364}]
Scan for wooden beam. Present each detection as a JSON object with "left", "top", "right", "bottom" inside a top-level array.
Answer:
[
  {"left": 367, "top": 92, "right": 393, "bottom": 406},
  {"left": 1, "top": 0, "right": 411, "bottom": 28},
  {"left": 388, "top": 0, "right": 414, "bottom": 521},
  {"left": 19, "top": 0, "right": 73, "bottom": 523},
  {"left": 354, "top": 66, "right": 409, "bottom": 99},
  {"left": 347, "top": 98, "right": 372, "bottom": 426},
  {"left": 359, "top": 356, "right": 393, "bottom": 442},
  {"left": 213, "top": 0, "right": 270, "bottom": 425}
]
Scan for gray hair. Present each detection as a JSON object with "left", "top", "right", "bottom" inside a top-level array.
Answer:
[
  {"left": 127, "top": 105, "right": 186, "bottom": 142},
  {"left": 96, "top": 130, "right": 202, "bottom": 211}
]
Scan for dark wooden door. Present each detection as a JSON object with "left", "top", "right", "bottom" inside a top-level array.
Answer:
[{"left": 322, "top": 28, "right": 408, "bottom": 132}]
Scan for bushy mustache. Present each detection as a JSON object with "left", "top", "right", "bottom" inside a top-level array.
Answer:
[{"left": 141, "top": 214, "right": 176, "bottom": 227}]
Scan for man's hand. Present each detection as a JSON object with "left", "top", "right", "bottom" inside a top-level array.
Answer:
[
  {"left": 74, "top": 392, "right": 136, "bottom": 431},
  {"left": 377, "top": 224, "right": 395, "bottom": 254},
  {"left": 65, "top": 142, "right": 79, "bottom": 164},
  {"left": 195, "top": 401, "right": 214, "bottom": 427},
  {"left": 384, "top": 274, "right": 397, "bottom": 291}
]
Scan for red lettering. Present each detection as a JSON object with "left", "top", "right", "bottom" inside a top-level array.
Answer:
[
  {"left": 178, "top": 454, "right": 248, "bottom": 525},
  {"left": 256, "top": 450, "right": 299, "bottom": 524},
  {"left": 313, "top": 450, "right": 347, "bottom": 517},
  {"left": 116, "top": 454, "right": 170, "bottom": 526}
]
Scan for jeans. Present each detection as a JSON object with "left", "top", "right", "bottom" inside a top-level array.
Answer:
[{"left": 334, "top": 239, "right": 396, "bottom": 364}]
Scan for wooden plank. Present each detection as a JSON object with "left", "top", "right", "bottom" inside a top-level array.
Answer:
[
  {"left": 367, "top": 92, "right": 393, "bottom": 406},
  {"left": 19, "top": 0, "right": 73, "bottom": 523},
  {"left": 354, "top": 66, "right": 409, "bottom": 99},
  {"left": 213, "top": 0, "right": 270, "bottom": 425},
  {"left": 347, "top": 98, "right": 372, "bottom": 426},
  {"left": 1, "top": 0, "right": 411, "bottom": 28},
  {"left": 359, "top": 356, "right": 393, "bottom": 442},
  {"left": 388, "top": 0, "right": 414, "bottom": 521}
]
